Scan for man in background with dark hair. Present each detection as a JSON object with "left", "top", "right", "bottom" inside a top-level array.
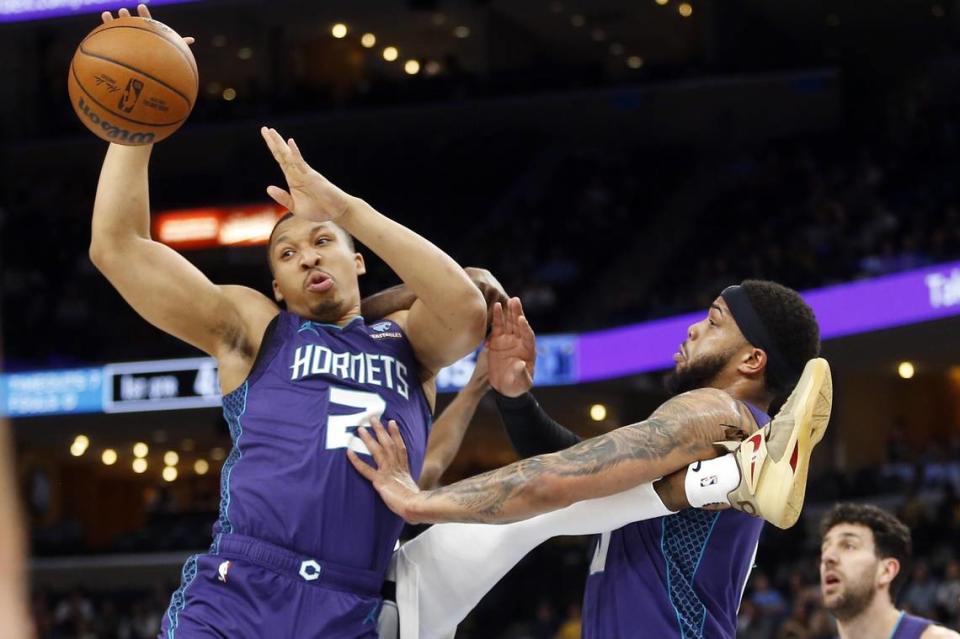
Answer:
[
  {"left": 820, "top": 503, "right": 960, "bottom": 639},
  {"left": 357, "top": 280, "right": 832, "bottom": 638}
]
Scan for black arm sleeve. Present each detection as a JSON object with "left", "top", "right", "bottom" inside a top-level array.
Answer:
[{"left": 493, "top": 391, "right": 582, "bottom": 457}]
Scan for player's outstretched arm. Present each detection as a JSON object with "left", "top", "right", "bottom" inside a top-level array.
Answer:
[
  {"left": 351, "top": 388, "right": 757, "bottom": 524},
  {"left": 89, "top": 144, "right": 276, "bottom": 360},
  {"left": 261, "top": 127, "right": 486, "bottom": 372},
  {"left": 419, "top": 350, "right": 490, "bottom": 489},
  {"left": 362, "top": 267, "right": 507, "bottom": 324}
]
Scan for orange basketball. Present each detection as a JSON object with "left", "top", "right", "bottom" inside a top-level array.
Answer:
[{"left": 67, "top": 16, "right": 198, "bottom": 145}]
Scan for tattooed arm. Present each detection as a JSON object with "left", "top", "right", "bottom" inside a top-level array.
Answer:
[{"left": 349, "top": 387, "right": 757, "bottom": 524}]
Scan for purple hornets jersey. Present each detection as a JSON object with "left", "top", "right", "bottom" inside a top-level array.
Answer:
[
  {"left": 581, "top": 403, "right": 770, "bottom": 639},
  {"left": 891, "top": 612, "right": 934, "bottom": 639},
  {"left": 211, "top": 312, "right": 432, "bottom": 577}
]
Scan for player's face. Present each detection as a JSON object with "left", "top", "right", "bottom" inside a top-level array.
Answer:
[
  {"left": 666, "top": 296, "right": 748, "bottom": 393},
  {"left": 269, "top": 217, "right": 365, "bottom": 322},
  {"left": 820, "top": 523, "right": 889, "bottom": 620}
]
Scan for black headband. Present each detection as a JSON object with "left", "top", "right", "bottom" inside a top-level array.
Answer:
[{"left": 720, "top": 284, "right": 798, "bottom": 387}]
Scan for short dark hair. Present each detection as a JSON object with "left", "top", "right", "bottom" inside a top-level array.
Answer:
[
  {"left": 265, "top": 213, "right": 356, "bottom": 274},
  {"left": 740, "top": 279, "right": 820, "bottom": 395},
  {"left": 820, "top": 503, "right": 913, "bottom": 598}
]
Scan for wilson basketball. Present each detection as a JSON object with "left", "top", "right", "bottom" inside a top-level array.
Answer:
[{"left": 67, "top": 16, "right": 198, "bottom": 145}]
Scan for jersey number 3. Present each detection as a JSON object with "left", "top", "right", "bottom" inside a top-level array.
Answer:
[{"left": 326, "top": 386, "right": 386, "bottom": 455}]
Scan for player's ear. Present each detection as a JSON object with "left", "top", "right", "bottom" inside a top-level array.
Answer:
[
  {"left": 878, "top": 557, "right": 900, "bottom": 589},
  {"left": 355, "top": 252, "right": 366, "bottom": 276},
  {"left": 738, "top": 347, "right": 766, "bottom": 376},
  {"left": 272, "top": 279, "right": 284, "bottom": 303}
]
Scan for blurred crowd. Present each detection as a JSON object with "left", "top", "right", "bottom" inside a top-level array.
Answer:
[
  {"left": 29, "top": 588, "right": 169, "bottom": 639},
  {"left": 5, "top": 99, "right": 960, "bottom": 367}
]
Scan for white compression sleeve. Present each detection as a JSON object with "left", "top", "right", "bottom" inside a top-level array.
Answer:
[{"left": 393, "top": 481, "right": 675, "bottom": 639}]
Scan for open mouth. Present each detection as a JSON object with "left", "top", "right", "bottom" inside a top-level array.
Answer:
[
  {"left": 305, "top": 271, "right": 333, "bottom": 293},
  {"left": 823, "top": 573, "right": 841, "bottom": 587}
]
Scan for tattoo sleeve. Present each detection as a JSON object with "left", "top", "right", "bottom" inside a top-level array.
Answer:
[{"left": 414, "top": 388, "right": 758, "bottom": 524}]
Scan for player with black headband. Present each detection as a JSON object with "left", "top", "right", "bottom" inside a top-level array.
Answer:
[{"left": 357, "top": 280, "right": 832, "bottom": 639}]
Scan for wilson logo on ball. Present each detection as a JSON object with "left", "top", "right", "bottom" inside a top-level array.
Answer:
[
  {"left": 118, "top": 78, "right": 145, "bottom": 113},
  {"left": 76, "top": 96, "right": 155, "bottom": 144}
]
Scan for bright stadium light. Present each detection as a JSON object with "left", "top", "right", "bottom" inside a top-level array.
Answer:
[
  {"left": 194, "top": 459, "right": 210, "bottom": 475},
  {"left": 383, "top": 46, "right": 399, "bottom": 62},
  {"left": 590, "top": 404, "right": 608, "bottom": 421},
  {"left": 71, "top": 435, "right": 89, "bottom": 457},
  {"left": 404, "top": 60, "right": 421, "bottom": 75},
  {"left": 898, "top": 362, "right": 915, "bottom": 379},
  {"left": 678, "top": 3, "right": 693, "bottom": 17},
  {"left": 101, "top": 449, "right": 118, "bottom": 465},
  {"left": 133, "top": 442, "right": 149, "bottom": 458},
  {"left": 164, "top": 451, "right": 180, "bottom": 466},
  {"left": 132, "top": 458, "right": 148, "bottom": 474},
  {"left": 361, "top": 33, "right": 377, "bottom": 48},
  {"left": 331, "top": 23, "right": 348, "bottom": 39},
  {"left": 163, "top": 466, "right": 178, "bottom": 482}
]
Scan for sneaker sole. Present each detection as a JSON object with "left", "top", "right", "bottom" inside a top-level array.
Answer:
[{"left": 755, "top": 358, "right": 833, "bottom": 529}]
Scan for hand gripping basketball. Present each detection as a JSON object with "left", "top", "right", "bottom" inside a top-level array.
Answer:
[{"left": 68, "top": 4, "right": 197, "bottom": 144}]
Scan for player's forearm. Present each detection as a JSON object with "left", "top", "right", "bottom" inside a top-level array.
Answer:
[
  {"left": 419, "top": 385, "right": 487, "bottom": 488},
  {"left": 407, "top": 430, "right": 688, "bottom": 524},
  {"left": 405, "top": 388, "right": 754, "bottom": 524},
  {"left": 90, "top": 144, "right": 153, "bottom": 259},
  {"left": 494, "top": 392, "right": 582, "bottom": 457},
  {"left": 360, "top": 284, "right": 417, "bottom": 320},
  {"left": 338, "top": 200, "right": 485, "bottom": 334}
]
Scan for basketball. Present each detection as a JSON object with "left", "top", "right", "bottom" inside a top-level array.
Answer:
[{"left": 67, "top": 16, "right": 198, "bottom": 145}]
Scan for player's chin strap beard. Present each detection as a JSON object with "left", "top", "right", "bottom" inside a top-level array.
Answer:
[{"left": 720, "top": 284, "right": 798, "bottom": 390}]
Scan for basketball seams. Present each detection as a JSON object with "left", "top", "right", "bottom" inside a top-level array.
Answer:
[
  {"left": 76, "top": 46, "right": 194, "bottom": 114},
  {"left": 69, "top": 62, "right": 185, "bottom": 129},
  {"left": 81, "top": 22, "right": 198, "bottom": 88}
]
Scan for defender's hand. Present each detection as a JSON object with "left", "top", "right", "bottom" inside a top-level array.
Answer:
[
  {"left": 487, "top": 297, "right": 536, "bottom": 397},
  {"left": 467, "top": 349, "right": 491, "bottom": 392},
  {"left": 101, "top": 4, "right": 195, "bottom": 45},
  {"left": 464, "top": 267, "right": 508, "bottom": 329},
  {"left": 348, "top": 419, "right": 426, "bottom": 523},
  {"left": 261, "top": 127, "right": 355, "bottom": 223}
]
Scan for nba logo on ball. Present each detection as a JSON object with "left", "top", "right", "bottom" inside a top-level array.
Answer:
[
  {"left": 67, "top": 16, "right": 198, "bottom": 145},
  {"left": 118, "top": 79, "right": 144, "bottom": 113}
]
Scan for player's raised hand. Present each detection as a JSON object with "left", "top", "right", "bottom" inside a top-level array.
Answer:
[
  {"left": 487, "top": 297, "right": 536, "bottom": 397},
  {"left": 467, "top": 349, "right": 490, "bottom": 392},
  {"left": 261, "top": 127, "right": 354, "bottom": 223},
  {"left": 348, "top": 419, "right": 426, "bottom": 523},
  {"left": 100, "top": 5, "right": 195, "bottom": 45}
]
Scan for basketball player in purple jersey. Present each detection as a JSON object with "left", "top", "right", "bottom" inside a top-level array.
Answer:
[
  {"left": 357, "top": 282, "right": 831, "bottom": 638},
  {"left": 89, "top": 10, "right": 488, "bottom": 629},
  {"left": 820, "top": 504, "right": 959, "bottom": 639}
]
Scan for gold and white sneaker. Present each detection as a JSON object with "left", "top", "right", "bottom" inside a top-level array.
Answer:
[{"left": 726, "top": 358, "right": 833, "bottom": 529}]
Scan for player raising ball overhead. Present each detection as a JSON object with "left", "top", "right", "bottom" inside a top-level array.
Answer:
[{"left": 86, "top": 6, "right": 488, "bottom": 636}]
